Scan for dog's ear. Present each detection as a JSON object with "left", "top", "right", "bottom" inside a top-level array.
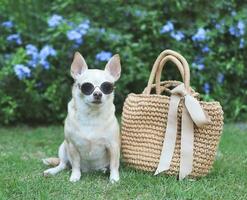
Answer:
[
  {"left": 105, "top": 54, "right": 121, "bottom": 81},
  {"left": 71, "top": 52, "right": 88, "bottom": 79}
]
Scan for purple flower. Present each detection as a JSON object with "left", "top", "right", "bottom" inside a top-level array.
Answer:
[
  {"left": 237, "top": 20, "right": 245, "bottom": 35},
  {"left": 7, "top": 34, "right": 22, "bottom": 45},
  {"left": 192, "top": 56, "right": 205, "bottom": 70},
  {"left": 66, "top": 29, "right": 85, "bottom": 46},
  {"left": 96, "top": 51, "right": 112, "bottom": 61},
  {"left": 48, "top": 14, "right": 63, "bottom": 27},
  {"left": 99, "top": 28, "right": 106, "bottom": 34},
  {"left": 25, "top": 44, "right": 56, "bottom": 69},
  {"left": 26, "top": 44, "right": 38, "bottom": 55},
  {"left": 27, "top": 52, "right": 39, "bottom": 68},
  {"left": 77, "top": 20, "right": 90, "bottom": 35},
  {"left": 2, "top": 21, "right": 13, "bottom": 28},
  {"left": 160, "top": 21, "right": 174, "bottom": 34},
  {"left": 26, "top": 44, "right": 39, "bottom": 68},
  {"left": 229, "top": 21, "right": 245, "bottom": 37},
  {"left": 66, "top": 20, "right": 90, "bottom": 44},
  {"left": 170, "top": 31, "right": 185, "bottom": 41},
  {"left": 229, "top": 26, "right": 238, "bottom": 36},
  {"left": 203, "top": 83, "right": 210, "bottom": 94},
  {"left": 26, "top": 44, "right": 39, "bottom": 62},
  {"left": 215, "top": 20, "right": 225, "bottom": 33},
  {"left": 77, "top": 29, "right": 87, "bottom": 36},
  {"left": 202, "top": 45, "right": 210, "bottom": 53},
  {"left": 192, "top": 28, "right": 207, "bottom": 42},
  {"left": 197, "top": 63, "right": 205, "bottom": 70},
  {"left": 215, "top": 23, "right": 221, "bottom": 30},
  {"left": 75, "top": 38, "right": 83, "bottom": 45},
  {"left": 27, "top": 59, "right": 39, "bottom": 68},
  {"left": 39, "top": 59, "right": 50, "bottom": 69},
  {"left": 109, "top": 33, "right": 121, "bottom": 41},
  {"left": 66, "top": 30, "right": 81, "bottom": 40},
  {"left": 192, "top": 62, "right": 205, "bottom": 70},
  {"left": 240, "top": 38, "right": 244, "bottom": 48},
  {"left": 24, "top": 44, "right": 57, "bottom": 69},
  {"left": 67, "top": 21, "right": 75, "bottom": 27},
  {"left": 217, "top": 73, "right": 224, "bottom": 84},
  {"left": 14, "top": 64, "right": 31, "bottom": 79},
  {"left": 134, "top": 10, "right": 143, "bottom": 17},
  {"left": 39, "top": 45, "right": 56, "bottom": 60}
]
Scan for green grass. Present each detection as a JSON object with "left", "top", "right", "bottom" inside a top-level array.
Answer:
[{"left": 0, "top": 125, "right": 246, "bottom": 200}]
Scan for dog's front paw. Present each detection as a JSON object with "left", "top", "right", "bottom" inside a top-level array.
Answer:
[
  {"left": 110, "top": 170, "right": 119, "bottom": 183},
  {"left": 69, "top": 175, "right": 81, "bottom": 182},
  {"left": 69, "top": 171, "right": 81, "bottom": 182}
]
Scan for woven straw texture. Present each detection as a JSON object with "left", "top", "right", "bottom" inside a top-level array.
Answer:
[{"left": 121, "top": 50, "right": 224, "bottom": 178}]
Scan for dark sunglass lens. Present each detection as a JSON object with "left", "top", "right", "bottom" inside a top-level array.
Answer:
[
  {"left": 80, "top": 83, "right": 94, "bottom": 95},
  {"left": 100, "top": 82, "right": 114, "bottom": 94}
]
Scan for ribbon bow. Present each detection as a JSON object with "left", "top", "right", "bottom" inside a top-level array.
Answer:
[{"left": 154, "top": 83, "right": 210, "bottom": 180}]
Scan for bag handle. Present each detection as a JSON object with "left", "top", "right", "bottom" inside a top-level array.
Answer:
[
  {"left": 143, "top": 55, "right": 184, "bottom": 94},
  {"left": 143, "top": 50, "right": 190, "bottom": 94},
  {"left": 155, "top": 55, "right": 185, "bottom": 94}
]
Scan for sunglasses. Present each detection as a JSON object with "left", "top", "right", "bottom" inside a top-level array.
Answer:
[{"left": 79, "top": 82, "right": 115, "bottom": 95}]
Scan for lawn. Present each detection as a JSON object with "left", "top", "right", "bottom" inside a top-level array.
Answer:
[{"left": 0, "top": 124, "right": 246, "bottom": 200}]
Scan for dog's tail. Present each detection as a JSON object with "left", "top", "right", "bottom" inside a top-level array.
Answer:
[{"left": 42, "top": 157, "right": 60, "bottom": 166}]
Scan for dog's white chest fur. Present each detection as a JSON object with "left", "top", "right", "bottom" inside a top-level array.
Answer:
[
  {"left": 74, "top": 132, "right": 104, "bottom": 157},
  {"left": 71, "top": 125, "right": 108, "bottom": 169}
]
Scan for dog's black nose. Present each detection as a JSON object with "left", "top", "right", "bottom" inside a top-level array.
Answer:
[{"left": 93, "top": 91, "right": 102, "bottom": 99}]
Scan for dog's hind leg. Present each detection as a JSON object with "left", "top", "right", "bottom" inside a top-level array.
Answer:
[{"left": 43, "top": 142, "right": 68, "bottom": 176}]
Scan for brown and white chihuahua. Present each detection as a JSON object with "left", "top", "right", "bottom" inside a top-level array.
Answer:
[{"left": 43, "top": 52, "right": 121, "bottom": 183}]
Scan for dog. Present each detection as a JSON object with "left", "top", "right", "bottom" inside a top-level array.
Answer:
[{"left": 43, "top": 52, "right": 121, "bottom": 183}]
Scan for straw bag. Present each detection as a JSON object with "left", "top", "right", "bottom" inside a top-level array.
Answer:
[{"left": 121, "top": 50, "right": 224, "bottom": 180}]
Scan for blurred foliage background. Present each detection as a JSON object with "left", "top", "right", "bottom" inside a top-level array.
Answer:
[{"left": 0, "top": 0, "right": 246, "bottom": 124}]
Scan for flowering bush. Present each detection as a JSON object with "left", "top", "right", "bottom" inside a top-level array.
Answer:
[{"left": 0, "top": 0, "right": 246, "bottom": 124}]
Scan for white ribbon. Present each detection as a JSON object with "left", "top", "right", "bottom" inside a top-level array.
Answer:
[{"left": 154, "top": 84, "right": 210, "bottom": 180}]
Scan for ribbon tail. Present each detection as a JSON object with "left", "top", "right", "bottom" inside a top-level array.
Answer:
[
  {"left": 184, "top": 95, "right": 210, "bottom": 127},
  {"left": 179, "top": 106, "right": 194, "bottom": 180},
  {"left": 154, "top": 95, "right": 180, "bottom": 175}
]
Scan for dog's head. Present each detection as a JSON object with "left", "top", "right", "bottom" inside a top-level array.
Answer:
[{"left": 71, "top": 52, "right": 121, "bottom": 106}]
